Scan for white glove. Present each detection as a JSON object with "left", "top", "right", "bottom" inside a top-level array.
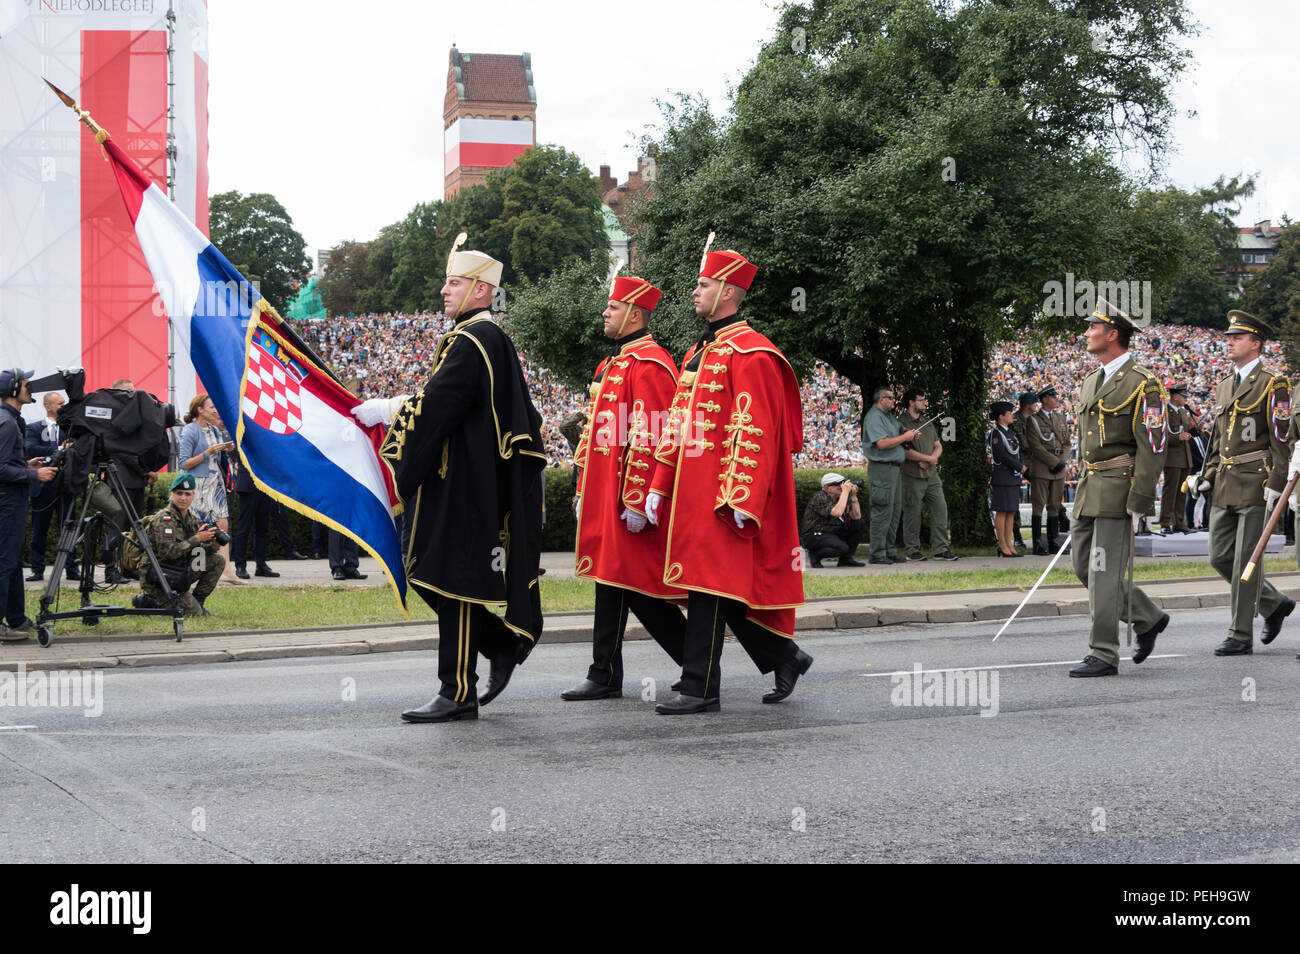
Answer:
[
  {"left": 573, "top": 495, "right": 581, "bottom": 521},
  {"left": 351, "top": 397, "right": 395, "bottom": 427},
  {"left": 1289, "top": 442, "right": 1300, "bottom": 480},
  {"left": 1186, "top": 478, "right": 1210, "bottom": 501},
  {"left": 646, "top": 492, "right": 664, "bottom": 525},
  {"left": 1264, "top": 487, "right": 1281, "bottom": 516},
  {"left": 733, "top": 509, "right": 747, "bottom": 529},
  {"left": 621, "top": 509, "right": 648, "bottom": 533},
  {"left": 1127, "top": 509, "right": 1142, "bottom": 532}
]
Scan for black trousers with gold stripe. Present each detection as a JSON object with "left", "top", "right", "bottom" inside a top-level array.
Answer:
[
  {"left": 680, "top": 591, "right": 799, "bottom": 700},
  {"left": 434, "top": 595, "right": 516, "bottom": 703},
  {"left": 588, "top": 582, "right": 687, "bottom": 687}
]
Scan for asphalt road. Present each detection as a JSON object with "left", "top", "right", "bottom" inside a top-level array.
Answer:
[{"left": 2, "top": 608, "right": 1298, "bottom": 863}]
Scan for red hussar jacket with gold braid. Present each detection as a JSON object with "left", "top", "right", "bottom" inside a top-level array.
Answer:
[
  {"left": 574, "top": 333, "right": 685, "bottom": 598},
  {"left": 647, "top": 320, "right": 804, "bottom": 636}
]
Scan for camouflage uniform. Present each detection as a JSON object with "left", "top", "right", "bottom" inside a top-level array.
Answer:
[{"left": 138, "top": 502, "right": 224, "bottom": 616}]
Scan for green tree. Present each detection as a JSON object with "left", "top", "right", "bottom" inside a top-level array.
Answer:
[
  {"left": 619, "top": 0, "right": 1200, "bottom": 545},
  {"left": 1240, "top": 221, "right": 1300, "bottom": 366},
  {"left": 320, "top": 145, "right": 608, "bottom": 316},
  {"left": 507, "top": 251, "right": 618, "bottom": 389},
  {"left": 390, "top": 202, "right": 444, "bottom": 312},
  {"left": 1148, "top": 175, "right": 1255, "bottom": 328},
  {"left": 439, "top": 145, "right": 609, "bottom": 289},
  {"left": 317, "top": 240, "right": 373, "bottom": 317},
  {"left": 208, "top": 191, "right": 312, "bottom": 312}
]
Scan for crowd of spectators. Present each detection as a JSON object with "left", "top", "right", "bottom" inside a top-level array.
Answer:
[
  {"left": 302, "top": 315, "right": 1280, "bottom": 469},
  {"left": 988, "top": 323, "right": 1290, "bottom": 431}
]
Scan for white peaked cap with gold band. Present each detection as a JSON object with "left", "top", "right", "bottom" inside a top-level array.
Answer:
[{"left": 446, "top": 231, "right": 503, "bottom": 287}]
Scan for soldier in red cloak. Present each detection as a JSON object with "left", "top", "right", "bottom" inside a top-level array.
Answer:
[
  {"left": 645, "top": 248, "right": 813, "bottom": 714},
  {"left": 564, "top": 277, "right": 687, "bottom": 699}
]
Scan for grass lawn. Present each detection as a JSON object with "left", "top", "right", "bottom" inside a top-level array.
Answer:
[{"left": 25, "top": 554, "right": 1299, "bottom": 638}]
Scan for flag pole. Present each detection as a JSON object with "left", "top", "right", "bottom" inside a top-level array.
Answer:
[
  {"left": 165, "top": 1, "right": 178, "bottom": 410},
  {"left": 46, "top": 79, "right": 345, "bottom": 392}
]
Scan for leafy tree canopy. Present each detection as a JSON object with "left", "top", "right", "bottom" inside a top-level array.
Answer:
[{"left": 208, "top": 190, "right": 312, "bottom": 313}]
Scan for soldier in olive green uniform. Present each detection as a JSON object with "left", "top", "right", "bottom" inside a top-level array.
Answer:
[
  {"left": 1023, "top": 384, "right": 1070, "bottom": 553},
  {"left": 898, "top": 387, "right": 957, "bottom": 561},
  {"left": 1069, "top": 300, "right": 1169, "bottom": 677},
  {"left": 134, "top": 473, "right": 224, "bottom": 616},
  {"left": 1188, "top": 311, "right": 1294, "bottom": 655},
  {"left": 1159, "top": 383, "right": 1197, "bottom": 533}
]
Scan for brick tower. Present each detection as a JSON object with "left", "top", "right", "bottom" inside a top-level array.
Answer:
[{"left": 443, "top": 46, "right": 537, "bottom": 198}]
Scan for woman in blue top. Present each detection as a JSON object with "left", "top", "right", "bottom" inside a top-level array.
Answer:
[{"left": 179, "top": 393, "right": 242, "bottom": 584}]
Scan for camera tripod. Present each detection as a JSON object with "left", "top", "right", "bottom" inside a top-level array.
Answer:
[{"left": 34, "top": 457, "right": 186, "bottom": 647}]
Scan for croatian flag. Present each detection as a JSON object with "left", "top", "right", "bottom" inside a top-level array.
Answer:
[{"left": 99, "top": 135, "right": 408, "bottom": 608}]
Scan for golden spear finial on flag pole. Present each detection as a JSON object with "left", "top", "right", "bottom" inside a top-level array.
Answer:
[{"left": 43, "top": 78, "right": 111, "bottom": 146}]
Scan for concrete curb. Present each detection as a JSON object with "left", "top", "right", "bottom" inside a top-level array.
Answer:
[{"left": 5, "top": 579, "right": 1298, "bottom": 672}]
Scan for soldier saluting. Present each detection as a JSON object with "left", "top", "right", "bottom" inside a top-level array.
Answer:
[
  {"left": 1068, "top": 299, "right": 1169, "bottom": 677},
  {"left": 1023, "top": 384, "right": 1070, "bottom": 553},
  {"left": 1188, "top": 311, "right": 1294, "bottom": 655}
]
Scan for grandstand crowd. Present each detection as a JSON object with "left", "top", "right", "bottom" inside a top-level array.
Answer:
[{"left": 301, "top": 315, "right": 1286, "bottom": 468}]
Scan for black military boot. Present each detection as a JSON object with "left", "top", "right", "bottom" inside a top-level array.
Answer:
[
  {"left": 1046, "top": 515, "right": 1062, "bottom": 550},
  {"left": 1032, "top": 516, "right": 1047, "bottom": 555},
  {"left": 1058, "top": 511, "right": 1070, "bottom": 534}
]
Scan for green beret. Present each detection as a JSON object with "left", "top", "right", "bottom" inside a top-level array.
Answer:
[
  {"left": 170, "top": 473, "right": 196, "bottom": 492},
  {"left": 1018, "top": 392, "right": 1038, "bottom": 407}
]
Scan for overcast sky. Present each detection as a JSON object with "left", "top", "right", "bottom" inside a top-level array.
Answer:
[{"left": 207, "top": 0, "right": 1296, "bottom": 264}]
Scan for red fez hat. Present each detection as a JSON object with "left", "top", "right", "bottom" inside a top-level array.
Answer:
[
  {"left": 610, "top": 276, "right": 662, "bottom": 312},
  {"left": 699, "top": 249, "right": 757, "bottom": 291}
]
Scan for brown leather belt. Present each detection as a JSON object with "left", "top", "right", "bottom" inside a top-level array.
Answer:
[
  {"left": 1084, "top": 454, "right": 1135, "bottom": 473},
  {"left": 1222, "top": 449, "right": 1270, "bottom": 467}
]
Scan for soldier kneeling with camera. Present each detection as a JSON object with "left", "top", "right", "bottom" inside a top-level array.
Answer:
[{"left": 128, "top": 473, "right": 225, "bottom": 617}]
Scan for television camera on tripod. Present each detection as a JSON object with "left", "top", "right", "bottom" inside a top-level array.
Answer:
[{"left": 27, "top": 369, "right": 192, "bottom": 646}]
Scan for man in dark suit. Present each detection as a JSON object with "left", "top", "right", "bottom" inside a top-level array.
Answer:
[
  {"left": 24, "top": 391, "right": 79, "bottom": 582},
  {"left": 230, "top": 457, "right": 279, "bottom": 579}
]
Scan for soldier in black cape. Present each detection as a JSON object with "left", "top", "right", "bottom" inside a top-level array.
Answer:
[{"left": 354, "top": 236, "right": 546, "bottom": 722}]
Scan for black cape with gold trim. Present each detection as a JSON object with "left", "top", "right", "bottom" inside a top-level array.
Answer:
[{"left": 381, "top": 309, "right": 546, "bottom": 649}]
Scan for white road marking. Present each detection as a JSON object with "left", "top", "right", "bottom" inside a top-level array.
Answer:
[
  {"left": 0, "top": 725, "right": 39, "bottom": 732},
  {"left": 862, "top": 654, "right": 1186, "bottom": 677}
]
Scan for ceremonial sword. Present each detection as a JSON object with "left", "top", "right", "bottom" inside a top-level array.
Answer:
[{"left": 992, "top": 532, "right": 1071, "bottom": 642}]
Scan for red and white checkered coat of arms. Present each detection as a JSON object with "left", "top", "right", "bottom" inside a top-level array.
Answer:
[{"left": 242, "top": 340, "right": 303, "bottom": 435}]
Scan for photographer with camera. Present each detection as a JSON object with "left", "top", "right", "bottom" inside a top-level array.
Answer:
[
  {"left": 1, "top": 369, "right": 59, "bottom": 641},
  {"left": 24, "top": 390, "right": 80, "bottom": 583},
  {"left": 799, "top": 472, "right": 866, "bottom": 568},
  {"left": 179, "top": 393, "right": 242, "bottom": 586},
  {"left": 131, "top": 472, "right": 225, "bottom": 616},
  {"left": 99, "top": 379, "right": 159, "bottom": 583}
]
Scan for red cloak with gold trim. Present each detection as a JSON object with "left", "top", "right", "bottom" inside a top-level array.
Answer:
[
  {"left": 648, "top": 321, "right": 804, "bottom": 636},
  {"left": 574, "top": 335, "right": 684, "bottom": 598}
]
